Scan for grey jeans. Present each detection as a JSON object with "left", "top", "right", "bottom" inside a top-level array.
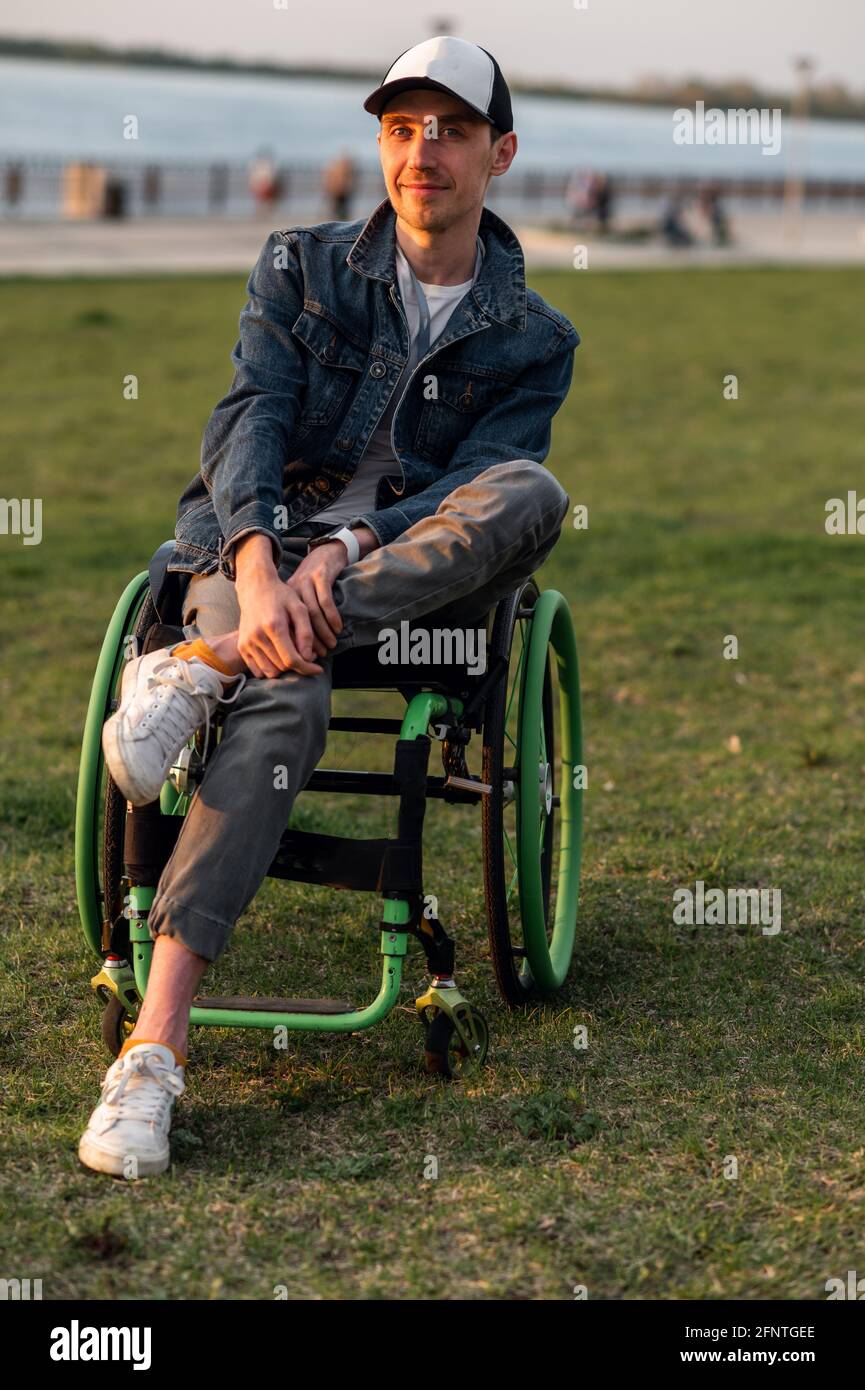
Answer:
[{"left": 147, "top": 460, "right": 569, "bottom": 962}]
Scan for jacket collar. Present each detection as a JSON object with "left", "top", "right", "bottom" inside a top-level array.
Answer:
[{"left": 347, "top": 197, "right": 527, "bottom": 331}]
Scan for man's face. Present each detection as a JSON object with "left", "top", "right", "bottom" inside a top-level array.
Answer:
[{"left": 377, "top": 88, "right": 515, "bottom": 232}]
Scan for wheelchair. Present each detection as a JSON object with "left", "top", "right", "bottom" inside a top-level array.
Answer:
[{"left": 75, "top": 539, "right": 584, "bottom": 1079}]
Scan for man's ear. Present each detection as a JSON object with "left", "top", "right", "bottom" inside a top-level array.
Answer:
[{"left": 491, "top": 132, "right": 517, "bottom": 178}]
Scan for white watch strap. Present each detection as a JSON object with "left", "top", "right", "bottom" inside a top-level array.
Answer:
[{"left": 331, "top": 526, "right": 360, "bottom": 566}]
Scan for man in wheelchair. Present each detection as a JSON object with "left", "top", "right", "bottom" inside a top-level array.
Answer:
[{"left": 81, "top": 36, "right": 579, "bottom": 1176}]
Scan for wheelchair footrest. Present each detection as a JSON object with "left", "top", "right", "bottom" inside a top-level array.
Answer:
[{"left": 193, "top": 994, "right": 354, "bottom": 1015}]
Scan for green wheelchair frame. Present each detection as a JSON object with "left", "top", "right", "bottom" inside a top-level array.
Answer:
[{"left": 75, "top": 547, "right": 583, "bottom": 1079}]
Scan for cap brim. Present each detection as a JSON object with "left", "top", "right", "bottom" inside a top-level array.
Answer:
[{"left": 363, "top": 76, "right": 494, "bottom": 125}]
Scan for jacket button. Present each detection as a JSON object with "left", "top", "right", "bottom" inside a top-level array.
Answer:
[
  {"left": 370, "top": 361, "right": 386, "bottom": 378},
  {"left": 336, "top": 436, "right": 353, "bottom": 451},
  {"left": 315, "top": 478, "right": 330, "bottom": 491},
  {"left": 458, "top": 391, "right": 473, "bottom": 409},
  {"left": 323, "top": 345, "right": 335, "bottom": 362}
]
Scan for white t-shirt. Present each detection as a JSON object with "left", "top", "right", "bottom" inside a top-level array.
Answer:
[{"left": 308, "top": 239, "right": 482, "bottom": 528}]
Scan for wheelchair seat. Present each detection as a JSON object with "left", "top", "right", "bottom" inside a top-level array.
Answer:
[
  {"left": 330, "top": 638, "right": 488, "bottom": 697},
  {"left": 147, "top": 539, "right": 492, "bottom": 697}
]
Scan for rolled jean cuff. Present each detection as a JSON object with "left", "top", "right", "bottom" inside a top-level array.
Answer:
[{"left": 147, "top": 894, "right": 233, "bottom": 964}]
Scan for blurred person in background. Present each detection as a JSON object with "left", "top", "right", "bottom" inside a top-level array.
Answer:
[
  {"left": 322, "top": 151, "right": 358, "bottom": 219},
  {"left": 697, "top": 183, "right": 731, "bottom": 246},
  {"left": 661, "top": 190, "right": 696, "bottom": 247},
  {"left": 4, "top": 162, "right": 23, "bottom": 215},
  {"left": 591, "top": 172, "right": 614, "bottom": 233},
  {"left": 566, "top": 169, "right": 614, "bottom": 233},
  {"left": 249, "top": 148, "right": 280, "bottom": 214},
  {"left": 566, "top": 167, "right": 594, "bottom": 224}
]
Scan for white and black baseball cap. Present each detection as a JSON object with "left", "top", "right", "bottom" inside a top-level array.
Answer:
[{"left": 363, "top": 35, "right": 513, "bottom": 135}]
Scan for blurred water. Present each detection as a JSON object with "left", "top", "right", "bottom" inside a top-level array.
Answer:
[{"left": 3, "top": 57, "right": 865, "bottom": 180}]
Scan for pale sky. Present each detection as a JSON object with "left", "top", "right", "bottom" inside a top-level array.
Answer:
[{"left": 3, "top": 0, "right": 863, "bottom": 91}]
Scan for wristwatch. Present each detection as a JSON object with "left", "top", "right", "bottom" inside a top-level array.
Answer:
[{"left": 306, "top": 525, "right": 361, "bottom": 566}]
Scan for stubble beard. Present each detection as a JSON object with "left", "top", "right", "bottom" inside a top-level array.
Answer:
[{"left": 393, "top": 186, "right": 471, "bottom": 236}]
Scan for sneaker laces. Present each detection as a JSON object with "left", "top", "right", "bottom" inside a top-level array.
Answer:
[
  {"left": 140, "top": 654, "right": 246, "bottom": 769},
  {"left": 102, "top": 1049, "right": 185, "bottom": 1127}
]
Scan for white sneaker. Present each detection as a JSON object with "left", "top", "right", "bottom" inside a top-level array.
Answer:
[
  {"left": 101, "top": 642, "right": 245, "bottom": 806},
  {"left": 78, "top": 1043, "right": 186, "bottom": 1178}
]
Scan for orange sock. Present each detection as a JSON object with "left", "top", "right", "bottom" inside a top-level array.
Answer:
[
  {"left": 119, "top": 1038, "right": 188, "bottom": 1069},
  {"left": 172, "top": 637, "right": 235, "bottom": 679}
]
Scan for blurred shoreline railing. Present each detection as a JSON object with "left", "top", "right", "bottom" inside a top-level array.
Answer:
[{"left": 3, "top": 158, "right": 865, "bottom": 221}]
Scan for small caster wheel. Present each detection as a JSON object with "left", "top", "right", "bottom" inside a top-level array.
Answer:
[
  {"left": 422, "top": 1006, "right": 489, "bottom": 1079},
  {"left": 101, "top": 996, "right": 135, "bottom": 1058}
]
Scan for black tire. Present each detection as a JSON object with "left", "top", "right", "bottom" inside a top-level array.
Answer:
[
  {"left": 481, "top": 581, "right": 557, "bottom": 1006},
  {"left": 100, "top": 592, "right": 158, "bottom": 955},
  {"left": 101, "top": 995, "right": 135, "bottom": 1058},
  {"left": 422, "top": 1008, "right": 489, "bottom": 1079}
]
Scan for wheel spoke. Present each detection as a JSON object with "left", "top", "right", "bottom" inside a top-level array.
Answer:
[
  {"left": 504, "top": 640, "right": 525, "bottom": 727},
  {"left": 503, "top": 788, "right": 520, "bottom": 903}
]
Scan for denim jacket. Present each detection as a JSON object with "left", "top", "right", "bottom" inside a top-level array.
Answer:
[{"left": 168, "top": 197, "right": 580, "bottom": 581}]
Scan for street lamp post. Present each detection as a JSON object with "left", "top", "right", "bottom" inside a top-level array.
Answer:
[{"left": 783, "top": 55, "right": 815, "bottom": 242}]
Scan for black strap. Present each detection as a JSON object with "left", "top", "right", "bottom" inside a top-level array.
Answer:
[
  {"left": 268, "top": 830, "right": 422, "bottom": 894},
  {"left": 124, "top": 801, "right": 182, "bottom": 885}
]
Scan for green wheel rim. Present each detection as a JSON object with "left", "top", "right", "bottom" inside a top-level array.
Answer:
[
  {"left": 516, "top": 589, "right": 583, "bottom": 992},
  {"left": 74, "top": 571, "right": 151, "bottom": 962}
]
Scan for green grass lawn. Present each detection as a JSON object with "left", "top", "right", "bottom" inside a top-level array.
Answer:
[{"left": 1, "top": 265, "right": 863, "bottom": 1300}]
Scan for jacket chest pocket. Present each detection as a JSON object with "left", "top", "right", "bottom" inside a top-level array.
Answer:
[
  {"left": 292, "top": 307, "right": 367, "bottom": 435},
  {"left": 413, "top": 367, "right": 511, "bottom": 463}
]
